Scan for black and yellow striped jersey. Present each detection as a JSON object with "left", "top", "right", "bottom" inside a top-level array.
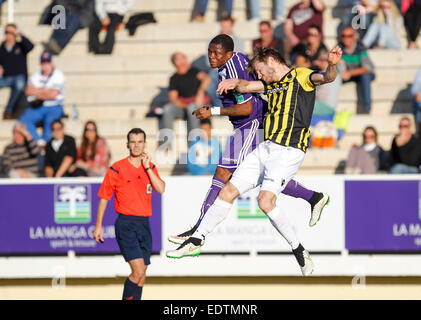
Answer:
[{"left": 262, "top": 67, "right": 317, "bottom": 152}]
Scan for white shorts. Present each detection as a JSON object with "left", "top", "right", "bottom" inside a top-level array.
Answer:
[{"left": 230, "top": 140, "right": 306, "bottom": 196}]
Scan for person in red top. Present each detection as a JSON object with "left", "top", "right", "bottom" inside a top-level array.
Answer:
[{"left": 93, "top": 128, "right": 165, "bottom": 300}]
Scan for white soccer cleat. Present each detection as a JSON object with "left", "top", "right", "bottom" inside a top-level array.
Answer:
[
  {"left": 309, "top": 192, "right": 330, "bottom": 227},
  {"left": 300, "top": 250, "right": 314, "bottom": 276},
  {"left": 293, "top": 244, "right": 314, "bottom": 276},
  {"left": 168, "top": 226, "right": 198, "bottom": 245},
  {"left": 166, "top": 237, "right": 204, "bottom": 259}
]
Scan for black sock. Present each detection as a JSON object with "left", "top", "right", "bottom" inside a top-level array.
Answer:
[
  {"left": 292, "top": 244, "right": 305, "bottom": 267},
  {"left": 122, "top": 277, "right": 143, "bottom": 300},
  {"left": 308, "top": 192, "right": 323, "bottom": 208}
]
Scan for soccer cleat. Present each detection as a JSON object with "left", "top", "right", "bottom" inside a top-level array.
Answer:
[
  {"left": 309, "top": 192, "right": 330, "bottom": 227},
  {"left": 166, "top": 237, "right": 204, "bottom": 259},
  {"left": 168, "top": 225, "right": 198, "bottom": 245},
  {"left": 292, "top": 244, "right": 314, "bottom": 276}
]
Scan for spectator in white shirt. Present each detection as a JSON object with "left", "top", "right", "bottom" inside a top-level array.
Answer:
[
  {"left": 19, "top": 51, "right": 66, "bottom": 146},
  {"left": 89, "top": 0, "right": 134, "bottom": 54}
]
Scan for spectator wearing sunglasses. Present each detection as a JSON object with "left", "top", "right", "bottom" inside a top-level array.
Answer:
[
  {"left": 388, "top": 117, "right": 421, "bottom": 174},
  {"left": 0, "top": 23, "right": 34, "bottom": 119},
  {"left": 337, "top": 26, "right": 375, "bottom": 113}
]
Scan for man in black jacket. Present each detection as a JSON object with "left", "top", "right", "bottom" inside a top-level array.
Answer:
[
  {"left": 0, "top": 23, "right": 34, "bottom": 119},
  {"left": 44, "top": 119, "right": 87, "bottom": 177}
]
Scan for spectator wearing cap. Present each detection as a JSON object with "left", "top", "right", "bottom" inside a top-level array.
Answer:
[
  {"left": 0, "top": 23, "right": 34, "bottom": 119},
  {"left": 19, "top": 51, "right": 66, "bottom": 146}
]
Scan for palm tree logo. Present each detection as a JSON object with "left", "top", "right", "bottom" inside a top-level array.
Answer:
[{"left": 54, "top": 185, "right": 91, "bottom": 224}]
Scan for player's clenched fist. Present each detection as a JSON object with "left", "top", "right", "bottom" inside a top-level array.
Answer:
[{"left": 192, "top": 106, "right": 212, "bottom": 119}]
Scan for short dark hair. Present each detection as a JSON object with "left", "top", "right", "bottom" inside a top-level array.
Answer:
[
  {"left": 308, "top": 24, "right": 321, "bottom": 33},
  {"left": 220, "top": 14, "right": 234, "bottom": 23},
  {"left": 6, "top": 23, "right": 17, "bottom": 29},
  {"left": 248, "top": 47, "right": 286, "bottom": 74},
  {"left": 50, "top": 119, "right": 63, "bottom": 130},
  {"left": 259, "top": 20, "right": 272, "bottom": 29},
  {"left": 209, "top": 34, "right": 234, "bottom": 53},
  {"left": 127, "top": 128, "right": 146, "bottom": 143}
]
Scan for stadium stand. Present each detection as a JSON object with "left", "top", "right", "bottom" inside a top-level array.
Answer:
[{"left": 0, "top": 0, "right": 420, "bottom": 176}]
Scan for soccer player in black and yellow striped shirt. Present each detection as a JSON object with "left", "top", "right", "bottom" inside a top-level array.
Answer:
[{"left": 180, "top": 45, "right": 342, "bottom": 277}]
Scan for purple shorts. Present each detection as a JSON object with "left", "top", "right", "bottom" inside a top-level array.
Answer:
[{"left": 218, "top": 119, "right": 262, "bottom": 173}]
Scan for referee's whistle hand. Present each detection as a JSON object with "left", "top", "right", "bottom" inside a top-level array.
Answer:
[{"left": 93, "top": 226, "right": 104, "bottom": 243}]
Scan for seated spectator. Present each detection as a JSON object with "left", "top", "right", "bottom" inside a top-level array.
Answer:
[
  {"left": 338, "top": 0, "right": 378, "bottom": 39},
  {"left": 1, "top": 122, "right": 40, "bottom": 178},
  {"left": 252, "top": 21, "right": 285, "bottom": 58},
  {"left": 290, "top": 24, "right": 328, "bottom": 69},
  {"left": 19, "top": 51, "right": 65, "bottom": 146},
  {"left": 220, "top": 15, "right": 244, "bottom": 52},
  {"left": 284, "top": 0, "right": 324, "bottom": 56},
  {"left": 75, "top": 120, "right": 111, "bottom": 176},
  {"left": 338, "top": 26, "right": 375, "bottom": 113},
  {"left": 88, "top": 0, "right": 134, "bottom": 54},
  {"left": 159, "top": 52, "right": 211, "bottom": 150},
  {"left": 193, "top": 0, "right": 233, "bottom": 22},
  {"left": 0, "top": 23, "right": 34, "bottom": 119},
  {"left": 187, "top": 119, "right": 221, "bottom": 175},
  {"left": 411, "top": 68, "right": 421, "bottom": 134},
  {"left": 388, "top": 116, "right": 421, "bottom": 174},
  {"left": 345, "top": 126, "right": 388, "bottom": 174},
  {"left": 44, "top": 120, "right": 87, "bottom": 178},
  {"left": 248, "top": 0, "right": 286, "bottom": 22},
  {"left": 402, "top": 0, "right": 421, "bottom": 49},
  {"left": 42, "top": 0, "right": 95, "bottom": 55},
  {"left": 362, "top": 0, "right": 402, "bottom": 49}
]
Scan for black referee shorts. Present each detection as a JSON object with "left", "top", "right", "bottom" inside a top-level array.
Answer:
[{"left": 115, "top": 214, "right": 152, "bottom": 265}]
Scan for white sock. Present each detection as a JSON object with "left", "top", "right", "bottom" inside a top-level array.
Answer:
[
  {"left": 266, "top": 206, "right": 300, "bottom": 250},
  {"left": 193, "top": 198, "right": 232, "bottom": 239}
]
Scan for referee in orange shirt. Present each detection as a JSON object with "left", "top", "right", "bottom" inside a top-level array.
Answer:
[{"left": 93, "top": 128, "right": 165, "bottom": 300}]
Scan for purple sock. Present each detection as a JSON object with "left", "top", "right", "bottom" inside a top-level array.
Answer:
[
  {"left": 195, "top": 176, "right": 226, "bottom": 227},
  {"left": 282, "top": 179, "right": 314, "bottom": 202}
]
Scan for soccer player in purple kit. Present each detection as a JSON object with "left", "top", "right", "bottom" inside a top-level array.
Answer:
[{"left": 166, "top": 34, "right": 329, "bottom": 260}]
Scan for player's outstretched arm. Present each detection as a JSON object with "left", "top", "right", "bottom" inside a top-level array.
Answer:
[
  {"left": 311, "top": 46, "right": 343, "bottom": 86},
  {"left": 217, "top": 78, "right": 265, "bottom": 95}
]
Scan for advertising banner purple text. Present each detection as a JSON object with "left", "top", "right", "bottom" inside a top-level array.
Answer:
[
  {"left": 0, "top": 182, "right": 162, "bottom": 254},
  {"left": 345, "top": 180, "right": 421, "bottom": 251}
]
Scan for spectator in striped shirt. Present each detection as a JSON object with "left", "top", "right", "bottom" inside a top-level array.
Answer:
[{"left": 1, "top": 122, "right": 40, "bottom": 178}]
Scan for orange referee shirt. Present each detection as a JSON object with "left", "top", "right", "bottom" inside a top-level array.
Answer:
[{"left": 98, "top": 158, "right": 161, "bottom": 217}]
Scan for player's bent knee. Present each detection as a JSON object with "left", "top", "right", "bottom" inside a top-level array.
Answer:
[
  {"left": 218, "top": 182, "right": 239, "bottom": 203},
  {"left": 257, "top": 191, "right": 277, "bottom": 214},
  {"left": 130, "top": 271, "right": 146, "bottom": 285}
]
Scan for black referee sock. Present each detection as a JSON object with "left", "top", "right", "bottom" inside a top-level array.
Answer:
[{"left": 122, "top": 277, "right": 143, "bottom": 300}]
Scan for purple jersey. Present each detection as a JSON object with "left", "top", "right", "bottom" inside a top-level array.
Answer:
[{"left": 218, "top": 52, "right": 264, "bottom": 128}]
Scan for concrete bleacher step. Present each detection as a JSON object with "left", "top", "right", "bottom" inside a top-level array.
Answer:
[
  {"left": 0, "top": 81, "right": 411, "bottom": 106},
  {"left": 24, "top": 49, "right": 421, "bottom": 74},
  {"left": 3, "top": 0, "right": 344, "bottom": 15}
]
